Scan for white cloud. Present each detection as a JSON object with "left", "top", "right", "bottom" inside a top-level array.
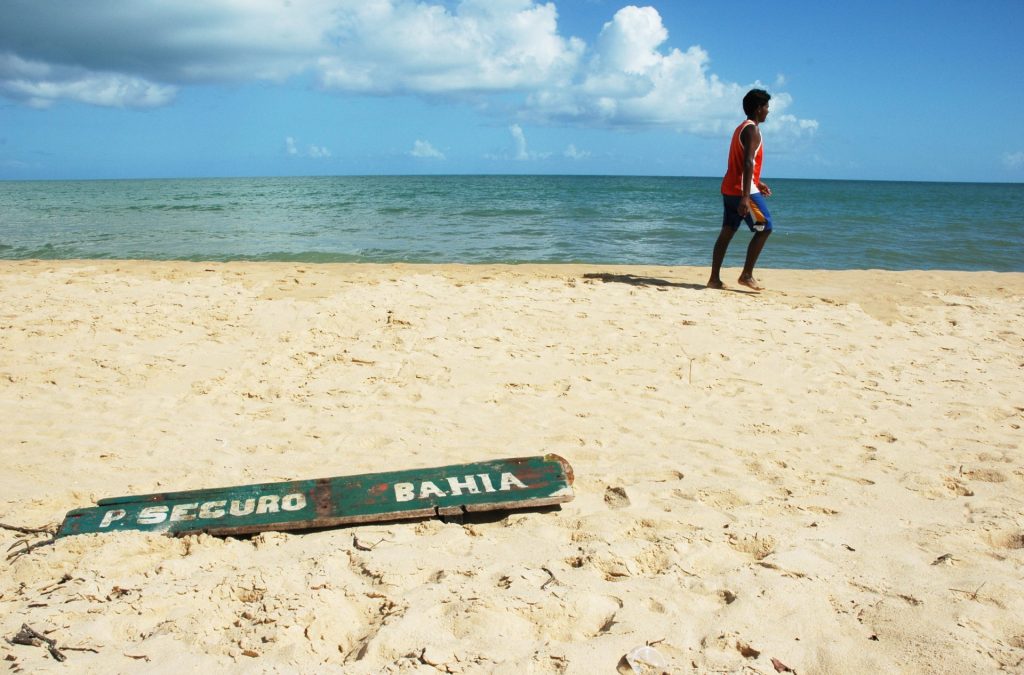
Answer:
[
  {"left": 0, "top": 2, "right": 816, "bottom": 135},
  {"left": 0, "top": 2, "right": 325, "bottom": 107},
  {"left": 510, "top": 124, "right": 530, "bottom": 160},
  {"left": 308, "top": 144, "right": 331, "bottom": 158},
  {"left": 484, "top": 124, "right": 550, "bottom": 161},
  {"left": 410, "top": 140, "right": 445, "bottom": 160},
  {"left": 318, "top": 0, "right": 583, "bottom": 95},
  {"left": 505, "top": 124, "right": 551, "bottom": 161},
  {"left": 285, "top": 136, "right": 330, "bottom": 158},
  {"left": 0, "top": 53, "right": 175, "bottom": 109},
  {"left": 1004, "top": 151, "right": 1024, "bottom": 170},
  {"left": 564, "top": 144, "right": 590, "bottom": 160},
  {"left": 525, "top": 6, "right": 816, "bottom": 137}
]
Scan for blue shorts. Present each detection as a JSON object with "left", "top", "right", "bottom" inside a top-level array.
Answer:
[{"left": 722, "top": 193, "right": 773, "bottom": 232}]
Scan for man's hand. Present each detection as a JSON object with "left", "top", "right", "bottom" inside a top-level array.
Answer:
[
  {"left": 757, "top": 182, "right": 772, "bottom": 197},
  {"left": 738, "top": 196, "right": 750, "bottom": 217}
]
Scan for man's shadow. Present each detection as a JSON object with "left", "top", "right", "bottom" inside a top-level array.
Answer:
[
  {"left": 583, "top": 273, "right": 761, "bottom": 294},
  {"left": 582, "top": 272, "right": 707, "bottom": 290}
]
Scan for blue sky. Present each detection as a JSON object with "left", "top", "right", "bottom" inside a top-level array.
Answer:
[{"left": 1, "top": 1, "right": 1021, "bottom": 182}]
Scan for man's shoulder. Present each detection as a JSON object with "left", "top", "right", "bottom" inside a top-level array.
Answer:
[{"left": 739, "top": 121, "right": 760, "bottom": 143}]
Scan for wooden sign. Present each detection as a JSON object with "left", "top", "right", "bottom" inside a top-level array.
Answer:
[{"left": 56, "top": 454, "right": 574, "bottom": 538}]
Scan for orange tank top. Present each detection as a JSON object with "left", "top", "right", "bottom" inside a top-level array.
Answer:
[{"left": 721, "top": 119, "right": 762, "bottom": 196}]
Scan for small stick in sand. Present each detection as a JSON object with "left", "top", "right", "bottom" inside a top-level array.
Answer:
[
  {"left": 6, "top": 537, "right": 56, "bottom": 561},
  {"left": 949, "top": 582, "right": 987, "bottom": 602},
  {"left": 2, "top": 523, "right": 57, "bottom": 561},
  {"left": 8, "top": 624, "right": 67, "bottom": 662},
  {"left": 0, "top": 523, "right": 55, "bottom": 535}
]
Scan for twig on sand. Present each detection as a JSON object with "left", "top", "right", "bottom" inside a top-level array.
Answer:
[
  {"left": 0, "top": 523, "right": 54, "bottom": 536},
  {"left": 949, "top": 582, "right": 987, "bottom": 601},
  {"left": 353, "top": 534, "right": 390, "bottom": 551},
  {"left": 2, "top": 523, "right": 58, "bottom": 561},
  {"left": 7, "top": 624, "right": 66, "bottom": 662},
  {"left": 6, "top": 537, "right": 56, "bottom": 561}
]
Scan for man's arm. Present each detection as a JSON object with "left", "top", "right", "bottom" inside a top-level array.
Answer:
[{"left": 738, "top": 124, "right": 761, "bottom": 216}]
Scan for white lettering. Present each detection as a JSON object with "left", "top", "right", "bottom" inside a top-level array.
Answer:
[
  {"left": 419, "top": 480, "right": 446, "bottom": 499},
  {"left": 230, "top": 498, "right": 255, "bottom": 516},
  {"left": 390, "top": 473, "right": 530, "bottom": 502},
  {"left": 198, "top": 500, "right": 226, "bottom": 519},
  {"left": 170, "top": 503, "right": 198, "bottom": 522},
  {"left": 281, "top": 493, "right": 306, "bottom": 512},
  {"left": 138, "top": 505, "right": 168, "bottom": 525},
  {"left": 99, "top": 509, "right": 127, "bottom": 528},
  {"left": 499, "top": 472, "right": 528, "bottom": 491},
  {"left": 478, "top": 473, "right": 496, "bottom": 493},
  {"left": 446, "top": 475, "right": 480, "bottom": 496},
  {"left": 256, "top": 495, "right": 280, "bottom": 514},
  {"left": 394, "top": 482, "right": 415, "bottom": 502}
]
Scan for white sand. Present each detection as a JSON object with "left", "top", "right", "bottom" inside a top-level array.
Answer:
[{"left": 1, "top": 261, "right": 1022, "bottom": 673}]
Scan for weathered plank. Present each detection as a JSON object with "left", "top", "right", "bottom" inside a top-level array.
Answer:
[{"left": 56, "top": 454, "right": 574, "bottom": 538}]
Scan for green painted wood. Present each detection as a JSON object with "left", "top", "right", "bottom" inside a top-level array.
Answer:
[{"left": 57, "top": 454, "right": 574, "bottom": 538}]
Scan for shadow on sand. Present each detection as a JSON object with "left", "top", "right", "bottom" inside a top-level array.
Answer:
[{"left": 582, "top": 272, "right": 707, "bottom": 291}]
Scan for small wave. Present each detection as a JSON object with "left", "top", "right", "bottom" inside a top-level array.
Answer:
[
  {"left": 15, "top": 243, "right": 86, "bottom": 260},
  {"left": 158, "top": 204, "right": 226, "bottom": 212},
  {"left": 457, "top": 209, "right": 545, "bottom": 218},
  {"left": 233, "top": 251, "right": 367, "bottom": 264}
]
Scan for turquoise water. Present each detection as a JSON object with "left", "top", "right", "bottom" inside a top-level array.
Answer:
[{"left": 0, "top": 176, "right": 1020, "bottom": 271}]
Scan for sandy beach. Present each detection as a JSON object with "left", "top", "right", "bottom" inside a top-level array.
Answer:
[{"left": 1, "top": 260, "right": 1021, "bottom": 673}]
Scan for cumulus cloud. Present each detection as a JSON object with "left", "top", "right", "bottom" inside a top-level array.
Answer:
[
  {"left": 483, "top": 124, "right": 549, "bottom": 161},
  {"left": 285, "top": 136, "right": 331, "bottom": 158},
  {"left": 504, "top": 124, "right": 551, "bottom": 161},
  {"left": 307, "top": 144, "right": 331, "bottom": 158},
  {"left": 318, "top": 0, "right": 583, "bottom": 95},
  {"left": 0, "top": 2, "right": 816, "bottom": 135},
  {"left": 525, "top": 6, "right": 815, "bottom": 137},
  {"left": 1004, "top": 151, "right": 1024, "bottom": 170},
  {"left": 410, "top": 140, "right": 445, "bottom": 159},
  {"left": 510, "top": 124, "right": 530, "bottom": 160},
  {"left": 564, "top": 144, "right": 590, "bottom": 160}
]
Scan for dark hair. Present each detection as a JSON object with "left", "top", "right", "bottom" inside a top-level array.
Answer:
[{"left": 743, "top": 89, "right": 771, "bottom": 116}]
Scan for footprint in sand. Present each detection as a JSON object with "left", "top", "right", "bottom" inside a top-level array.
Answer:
[
  {"left": 962, "top": 468, "right": 1008, "bottom": 483},
  {"left": 727, "top": 533, "right": 776, "bottom": 561},
  {"left": 604, "top": 486, "right": 631, "bottom": 509},
  {"left": 943, "top": 476, "right": 975, "bottom": 497},
  {"left": 985, "top": 530, "right": 1024, "bottom": 550}
]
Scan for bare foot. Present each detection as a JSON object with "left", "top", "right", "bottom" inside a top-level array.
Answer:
[
  {"left": 737, "top": 276, "right": 763, "bottom": 291},
  {"left": 706, "top": 279, "right": 725, "bottom": 289}
]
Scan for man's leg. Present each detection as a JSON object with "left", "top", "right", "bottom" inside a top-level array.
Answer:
[
  {"left": 708, "top": 225, "right": 737, "bottom": 289},
  {"left": 738, "top": 230, "right": 771, "bottom": 290}
]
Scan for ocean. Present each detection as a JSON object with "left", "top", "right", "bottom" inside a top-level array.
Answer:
[{"left": 0, "top": 175, "right": 1021, "bottom": 271}]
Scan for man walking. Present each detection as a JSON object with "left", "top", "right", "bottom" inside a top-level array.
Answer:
[{"left": 708, "top": 88, "right": 773, "bottom": 291}]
